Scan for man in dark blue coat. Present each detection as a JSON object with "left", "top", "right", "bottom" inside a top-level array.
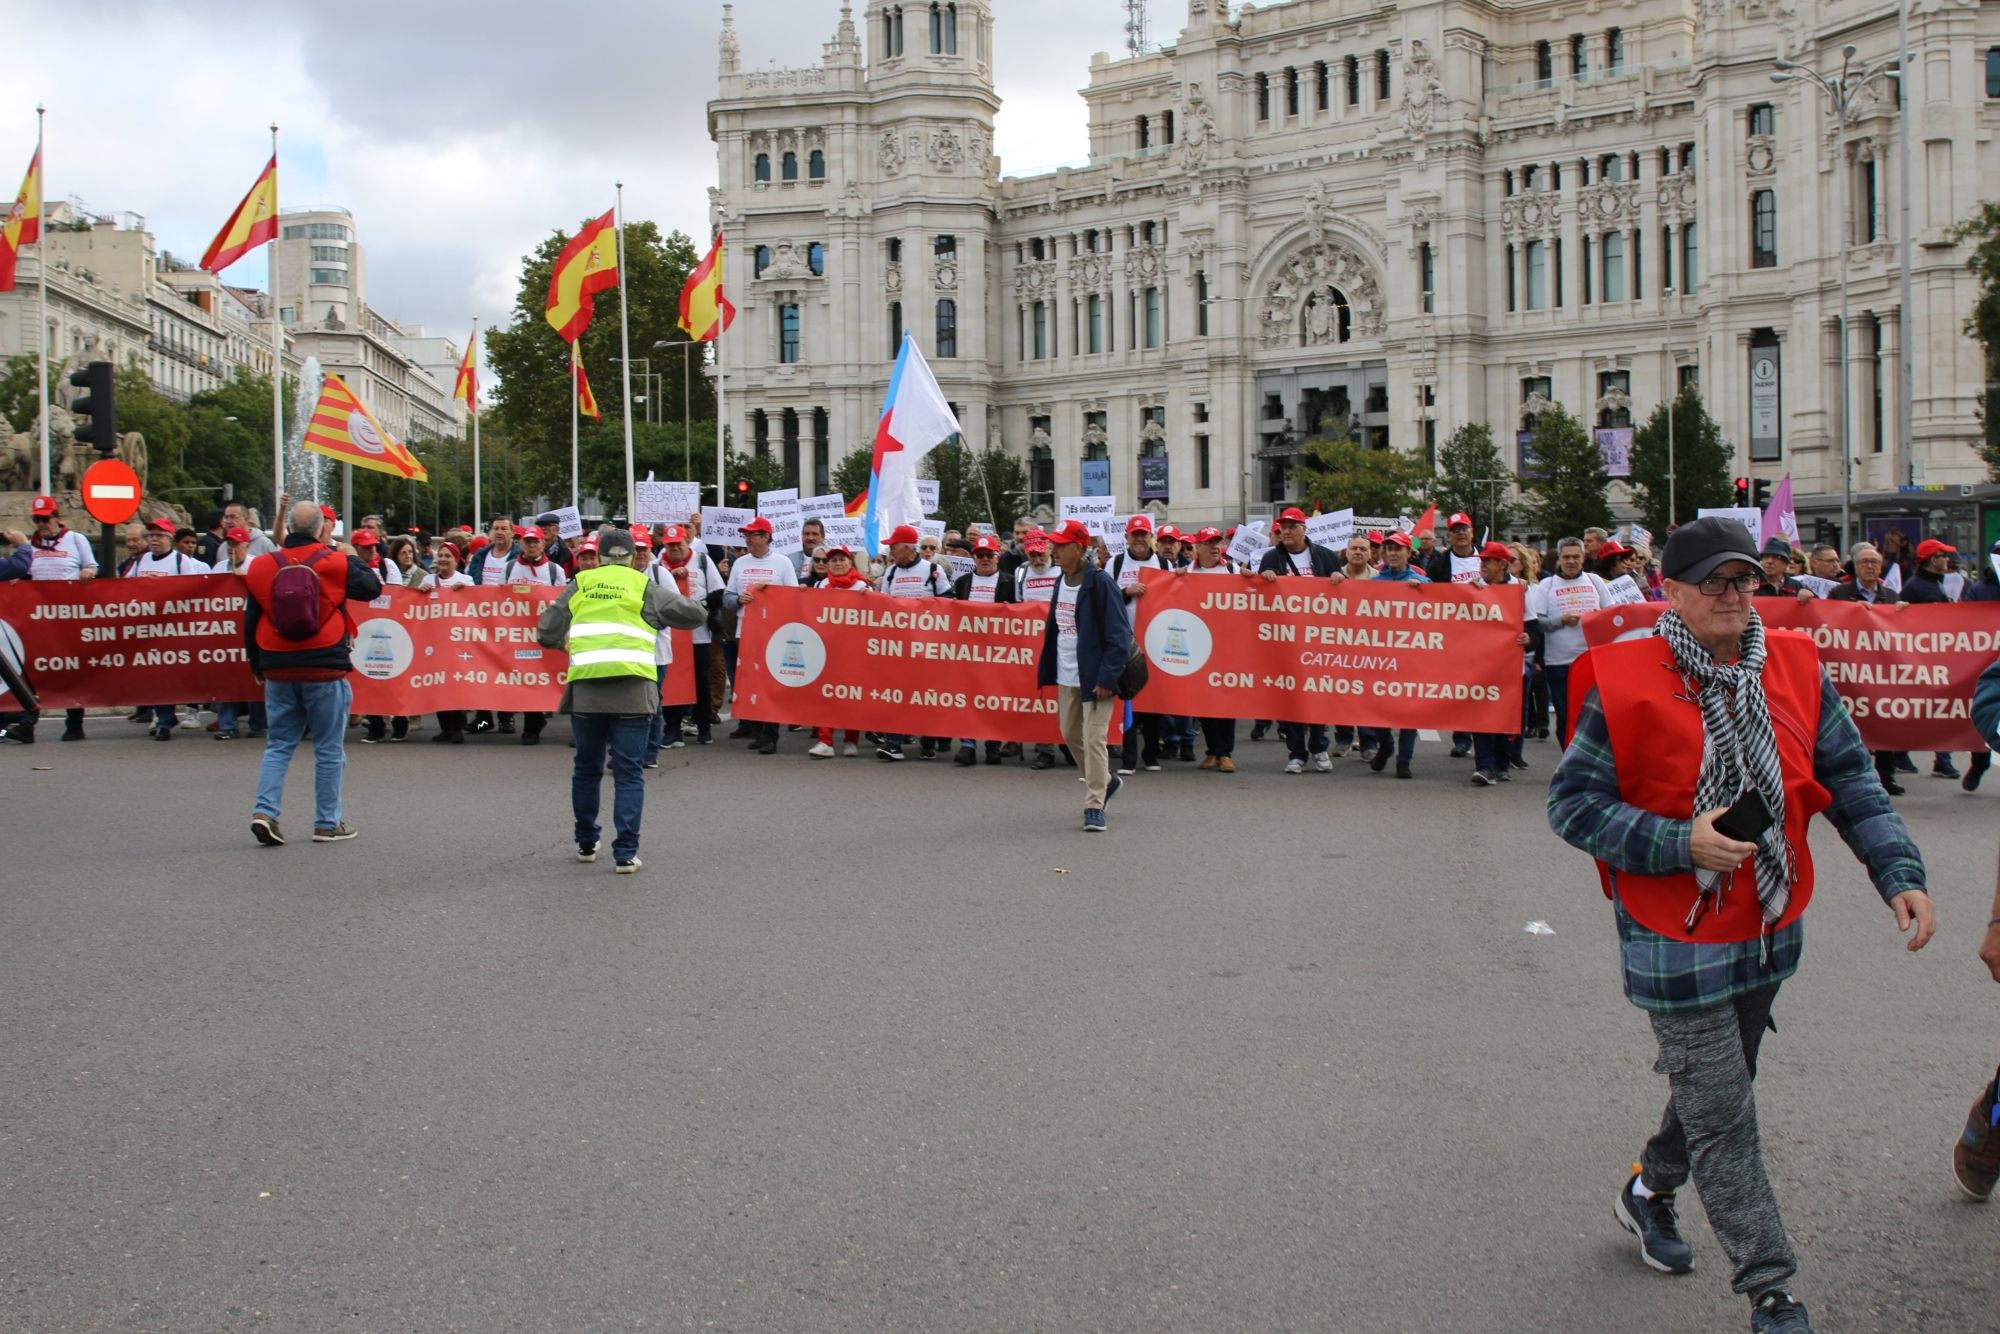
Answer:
[{"left": 1035, "top": 519, "right": 1132, "bottom": 832}]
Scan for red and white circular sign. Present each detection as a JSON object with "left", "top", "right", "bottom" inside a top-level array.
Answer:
[{"left": 81, "top": 458, "right": 142, "bottom": 525}]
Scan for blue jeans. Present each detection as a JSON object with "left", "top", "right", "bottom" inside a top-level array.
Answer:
[
  {"left": 1547, "top": 663, "right": 1574, "bottom": 747},
  {"left": 571, "top": 713, "right": 649, "bottom": 861},
  {"left": 1279, "top": 721, "right": 1328, "bottom": 762},
  {"left": 256, "top": 678, "right": 352, "bottom": 828},
  {"left": 217, "top": 699, "right": 266, "bottom": 733},
  {"left": 1362, "top": 727, "right": 1417, "bottom": 763},
  {"left": 151, "top": 704, "right": 177, "bottom": 731},
  {"left": 1472, "top": 733, "right": 1511, "bottom": 771}
]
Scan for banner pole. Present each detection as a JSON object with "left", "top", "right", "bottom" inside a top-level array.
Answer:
[
  {"left": 470, "top": 317, "right": 481, "bottom": 528},
  {"left": 613, "top": 182, "right": 634, "bottom": 519},
  {"left": 34, "top": 105, "right": 49, "bottom": 498},
  {"left": 268, "top": 123, "right": 284, "bottom": 521}
]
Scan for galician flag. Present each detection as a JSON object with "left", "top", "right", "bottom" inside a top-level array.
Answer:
[
  {"left": 863, "top": 332, "right": 960, "bottom": 554},
  {"left": 1759, "top": 473, "right": 1800, "bottom": 551}
]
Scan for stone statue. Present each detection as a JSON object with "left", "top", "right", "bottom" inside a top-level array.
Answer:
[
  {"left": 53, "top": 334, "right": 102, "bottom": 411},
  {"left": 1179, "top": 84, "right": 1215, "bottom": 172},
  {"left": 1303, "top": 287, "right": 1343, "bottom": 344},
  {"left": 1403, "top": 40, "right": 1444, "bottom": 135}
]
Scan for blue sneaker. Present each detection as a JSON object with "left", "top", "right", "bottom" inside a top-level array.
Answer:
[
  {"left": 1083, "top": 808, "right": 1106, "bottom": 832},
  {"left": 1614, "top": 1170, "right": 1693, "bottom": 1274},
  {"left": 1750, "top": 1292, "right": 1813, "bottom": 1332},
  {"left": 1104, "top": 774, "right": 1123, "bottom": 805}
]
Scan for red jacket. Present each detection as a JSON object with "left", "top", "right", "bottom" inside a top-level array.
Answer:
[
  {"left": 241, "top": 537, "right": 381, "bottom": 680},
  {"left": 1578, "top": 632, "right": 1830, "bottom": 943}
]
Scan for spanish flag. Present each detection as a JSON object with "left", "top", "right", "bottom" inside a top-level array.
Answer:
[
  {"left": 572, "top": 342, "right": 601, "bottom": 421},
  {"left": 304, "top": 374, "right": 428, "bottom": 481},
  {"left": 452, "top": 328, "right": 478, "bottom": 409},
  {"left": 844, "top": 489, "right": 868, "bottom": 519},
  {"left": 676, "top": 234, "right": 736, "bottom": 342},
  {"left": 200, "top": 155, "right": 279, "bottom": 274},
  {"left": 0, "top": 147, "right": 41, "bottom": 293},
  {"left": 544, "top": 209, "right": 618, "bottom": 343}
]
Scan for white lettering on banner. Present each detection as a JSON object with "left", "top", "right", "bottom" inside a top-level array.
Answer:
[
  {"left": 757, "top": 487, "right": 799, "bottom": 509},
  {"left": 1601, "top": 575, "right": 1646, "bottom": 606},
  {"left": 1697, "top": 506, "right": 1763, "bottom": 536},
  {"left": 701, "top": 506, "right": 756, "bottom": 541},
  {"left": 1058, "top": 496, "right": 1118, "bottom": 537},
  {"left": 800, "top": 494, "right": 846, "bottom": 522},
  {"left": 1450, "top": 554, "right": 1482, "bottom": 585},
  {"left": 917, "top": 479, "right": 941, "bottom": 515},
  {"left": 547, "top": 504, "right": 584, "bottom": 540},
  {"left": 1305, "top": 509, "right": 1354, "bottom": 548},
  {"left": 635, "top": 480, "right": 701, "bottom": 525}
]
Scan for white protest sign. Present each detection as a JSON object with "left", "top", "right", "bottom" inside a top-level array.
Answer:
[
  {"left": 1550, "top": 581, "right": 1603, "bottom": 617},
  {"left": 1303, "top": 507, "right": 1354, "bottom": 549},
  {"left": 700, "top": 506, "right": 756, "bottom": 543},
  {"left": 947, "top": 555, "right": 975, "bottom": 581},
  {"left": 635, "top": 479, "right": 701, "bottom": 525},
  {"left": 1395, "top": 516, "right": 1416, "bottom": 535},
  {"left": 547, "top": 505, "right": 584, "bottom": 540},
  {"left": 1944, "top": 571, "right": 1966, "bottom": 602},
  {"left": 1992, "top": 554, "right": 2000, "bottom": 584},
  {"left": 1352, "top": 516, "right": 1399, "bottom": 534},
  {"left": 1058, "top": 495, "right": 1118, "bottom": 537},
  {"left": 916, "top": 479, "right": 941, "bottom": 515},
  {"left": 800, "top": 493, "right": 846, "bottom": 523},
  {"left": 918, "top": 519, "right": 947, "bottom": 545},
  {"left": 757, "top": 487, "right": 798, "bottom": 510},
  {"left": 1627, "top": 524, "right": 1654, "bottom": 551},
  {"left": 1697, "top": 506, "right": 1763, "bottom": 536},
  {"left": 1226, "top": 521, "right": 1270, "bottom": 568},
  {"left": 1883, "top": 561, "right": 1903, "bottom": 593},
  {"left": 822, "top": 518, "right": 864, "bottom": 550},
  {"left": 1601, "top": 574, "right": 1646, "bottom": 606},
  {"left": 764, "top": 501, "right": 805, "bottom": 555},
  {"left": 1795, "top": 574, "right": 1839, "bottom": 599}
]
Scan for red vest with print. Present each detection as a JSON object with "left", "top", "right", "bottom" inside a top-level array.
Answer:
[
  {"left": 1585, "top": 631, "right": 1829, "bottom": 944},
  {"left": 241, "top": 544, "right": 353, "bottom": 655}
]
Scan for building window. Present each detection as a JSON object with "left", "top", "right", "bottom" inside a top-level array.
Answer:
[
  {"left": 752, "top": 409, "right": 769, "bottom": 459},
  {"left": 1535, "top": 41, "right": 1554, "bottom": 85},
  {"left": 1195, "top": 271, "right": 1210, "bottom": 335},
  {"left": 1553, "top": 237, "right": 1564, "bottom": 307},
  {"left": 888, "top": 300, "right": 903, "bottom": 355},
  {"left": 1376, "top": 49, "right": 1391, "bottom": 100},
  {"left": 935, "top": 234, "right": 956, "bottom": 263},
  {"left": 754, "top": 153, "right": 771, "bottom": 183},
  {"left": 754, "top": 244, "right": 772, "bottom": 277},
  {"left": 1598, "top": 371, "right": 1632, "bottom": 428},
  {"left": 1988, "top": 47, "right": 2000, "bottom": 98},
  {"left": 1029, "top": 433, "right": 1054, "bottom": 504},
  {"left": 310, "top": 245, "right": 345, "bottom": 262},
  {"left": 1418, "top": 242, "right": 1434, "bottom": 314},
  {"left": 782, "top": 408, "right": 801, "bottom": 485},
  {"left": 1144, "top": 287, "right": 1162, "bottom": 348},
  {"left": 929, "top": 2, "right": 957, "bottom": 54},
  {"left": 1315, "top": 60, "right": 1331, "bottom": 110},
  {"left": 809, "top": 149, "right": 826, "bottom": 180},
  {"left": 309, "top": 268, "right": 347, "bottom": 285},
  {"left": 934, "top": 298, "right": 957, "bottom": 357},
  {"left": 1525, "top": 240, "right": 1548, "bottom": 310},
  {"left": 1605, "top": 27, "right": 1625, "bottom": 72},
  {"left": 1032, "top": 301, "right": 1048, "bottom": 359},
  {"left": 1285, "top": 66, "right": 1300, "bottom": 116},
  {"left": 1083, "top": 411, "right": 1109, "bottom": 463},
  {"left": 1505, "top": 244, "right": 1517, "bottom": 311},
  {"left": 1162, "top": 109, "right": 1175, "bottom": 143},
  {"left": 887, "top": 237, "right": 901, "bottom": 263},
  {"left": 1601, "top": 231, "right": 1626, "bottom": 302},
  {"left": 778, "top": 303, "right": 801, "bottom": 363},
  {"left": 1631, "top": 228, "right": 1643, "bottom": 294},
  {"left": 1345, "top": 55, "right": 1360, "bottom": 106},
  {"left": 1858, "top": 158, "right": 1879, "bottom": 242},
  {"left": 1137, "top": 115, "right": 1150, "bottom": 148},
  {"left": 781, "top": 151, "right": 798, "bottom": 182},
  {"left": 805, "top": 242, "right": 824, "bottom": 276},
  {"left": 884, "top": 5, "right": 904, "bottom": 57},
  {"left": 1750, "top": 190, "right": 1778, "bottom": 268},
  {"left": 1681, "top": 221, "right": 1700, "bottom": 293},
  {"left": 1747, "top": 102, "right": 1775, "bottom": 137},
  {"left": 1086, "top": 294, "right": 1103, "bottom": 353},
  {"left": 1256, "top": 72, "right": 1270, "bottom": 121},
  {"left": 1571, "top": 34, "right": 1587, "bottom": 77}
]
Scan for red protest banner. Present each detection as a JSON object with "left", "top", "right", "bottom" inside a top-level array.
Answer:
[
  {"left": 731, "top": 584, "right": 1118, "bottom": 745},
  {"left": 1130, "top": 569, "right": 1527, "bottom": 732},
  {"left": 0, "top": 576, "right": 693, "bottom": 713},
  {"left": 1581, "top": 600, "right": 2000, "bottom": 752}
]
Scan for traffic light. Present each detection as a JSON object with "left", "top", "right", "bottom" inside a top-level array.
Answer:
[
  {"left": 1733, "top": 477, "right": 1749, "bottom": 505},
  {"left": 732, "top": 477, "right": 751, "bottom": 499},
  {"left": 69, "top": 361, "right": 116, "bottom": 455},
  {"left": 1751, "top": 477, "right": 1772, "bottom": 509}
]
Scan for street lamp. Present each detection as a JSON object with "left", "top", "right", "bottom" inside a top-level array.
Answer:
[{"left": 1771, "top": 41, "right": 1910, "bottom": 551}]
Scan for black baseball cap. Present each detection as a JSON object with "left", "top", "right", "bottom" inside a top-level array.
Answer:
[{"left": 1662, "top": 516, "right": 1760, "bottom": 586}]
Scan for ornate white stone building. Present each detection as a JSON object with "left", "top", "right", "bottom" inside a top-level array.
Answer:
[{"left": 709, "top": 0, "right": 2000, "bottom": 544}]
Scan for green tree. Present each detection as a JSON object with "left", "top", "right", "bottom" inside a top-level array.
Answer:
[
  {"left": 1948, "top": 201, "right": 2000, "bottom": 479},
  {"left": 922, "top": 440, "right": 1028, "bottom": 532},
  {"left": 1522, "top": 404, "right": 1613, "bottom": 541},
  {"left": 833, "top": 448, "right": 873, "bottom": 501},
  {"left": 484, "top": 219, "right": 711, "bottom": 490},
  {"left": 1430, "top": 422, "right": 1513, "bottom": 534},
  {"left": 1294, "top": 422, "right": 1428, "bottom": 518},
  {"left": 1626, "top": 387, "right": 1734, "bottom": 535},
  {"left": 0, "top": 353, "right": 53, "bottom": 430}
]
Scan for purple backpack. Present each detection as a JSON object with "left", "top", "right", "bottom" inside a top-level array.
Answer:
[{"left": 269, "top": 547, "right": 334, "bottom": 641}]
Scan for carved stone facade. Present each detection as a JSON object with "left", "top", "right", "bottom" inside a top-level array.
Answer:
[{"left": 708, "top": 0, "right": 1999, "bottom": 534}]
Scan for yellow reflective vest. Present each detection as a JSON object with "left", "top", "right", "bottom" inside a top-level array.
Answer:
[{"left": 564, "top": 564, "right": 657, "bottom": 681}]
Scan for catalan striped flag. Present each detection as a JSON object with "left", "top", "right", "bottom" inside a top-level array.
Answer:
[
  {"left": 676, "top": 234, "right": 736, "bottom": 342},
  {"left": 544, "top": 209, "right": 618, "bottom": 342},
  {"left": 304, "top": 375, "right": 428, "bottom": 481},
  {"left": 0, "top": 146, "right": 42, "bottom": 292},
  {"left": 572, "top": 343, "right": 601, "bottom": 420},
  {"left": 200, "top": 155, "right": 279, "bottom": 274}
]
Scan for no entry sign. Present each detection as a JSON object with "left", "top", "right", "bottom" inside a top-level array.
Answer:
[{"left": 81, "top": 459, "right": 142, "bottom": 525}]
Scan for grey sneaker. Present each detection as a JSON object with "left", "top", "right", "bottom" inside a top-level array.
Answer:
[
  {"left": 1284, "top": 757, "right": 1306, "bottom": 775},
  {"left": 1311, "top": 751, "right": 1332, "bottom": 773},
  {"left": 251, "top": 813, "right": 284, "bottom": 846},
  {"left": 1750, "top": 1292, "right": 1813, "bottom": 1332},
  {"left": 312, "top": 822, "right": 358, "bottom": 843},
  {"left": 1615, "top": 1171, "right": 1693, "bottom": 1274},
  {"left": 615, "top": 857, "right": 642, "bottom": 874}
]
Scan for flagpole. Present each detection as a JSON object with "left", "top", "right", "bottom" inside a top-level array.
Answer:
[
  {"left": 34, "top": 105, "right": 48, "bottom": 498},
  {"left": 470, "top": 317, "right": 482, "bottom": 526},
  {"left": 571, "top": 345, "right": 580, "bottom": 514},
  {"left": 715, "top": 244, "right": 726, "bottom": 508},
  {"left": 267, "top": 122, "right": 284, "bottom": 521},
  {"left": 613, "top": 182, "right": 634, "bottom": 519}
]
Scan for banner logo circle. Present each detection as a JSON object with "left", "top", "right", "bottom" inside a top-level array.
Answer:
[
  {"left": 1144, "top": 608, "right": 1213, "bottom": 676},
  {"left": 355, "top": 619, "right": 415, "bottom": 679},
  {"left": 347, "top": 410, "right": 387, "bottom": 455},
  {"left": 765, "top": 621, "right": 827, "bottom": 688}
]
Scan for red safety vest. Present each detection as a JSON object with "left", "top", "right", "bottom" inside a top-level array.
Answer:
[
  {"left": 1576, "top": 631, "right": 1830, "bottom": 944},
  {"left": 241, "top": 544, "right": 354, "bottom": 656}
]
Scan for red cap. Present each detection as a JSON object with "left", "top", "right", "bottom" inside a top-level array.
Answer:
[
  {"left": 1157, "top": 524, "right": 1180, "bottom": 540},
  {"left": 578, "top": 535, "right": 600, "bottom": 553},
  {"left": 1022, "top": 528, "right": 1051, "bottom": 552},
  {"left": 1448, "top": 512, "right": 1474, "bottom": 529},
  {"left": 1277, "top": 506, "right": 1308, "bottom": 525},
  {"left": 1193, "top": 526, "right": 1224, "bottom": 544},
  {"left": 824, "top": 544, "right": 854, "bottom": 557},
  {"left": 1383, "top": 531, "right": 1413, "bottom": 549},
  {"left": 884, "top": 523, "right": 920, "bottom": 546},
  {"left": 225, "top": 526, "right": 253, "bottom": 543},
  {"left": 1125, "top": 514, "right": 1153, "bottom": 535},
  {"left": 1915, "top": 538, "right": 1956, "bottom": 560},
  {"left": 1367, "top": 530, "right": 1386, "bottom": 544},
  {"left": 740, "top": 516, "right": 774, "bottom": 536},
  {"left": 630, "top": 529, "right": 651, "bottom": 548},
  {"left": 31, "top": 495, "right": 57, "bottom": 517},
  {"left": 1598, "top": 540, "right": 1630, "bottom": 557},
  {"left": 350, "top": 528, "right": 380, "bottom": 546},
  {"left": 661, "top": 524, "right": 688, "bottom": 544},
  {"left": 468, "top": 534, "right": 491, "bottom": 551},
  {"left": 972, "top": 534, "right": 1002, "bottom": 553},
  {"left": 518, "top": 525, "right": 545, "bottom": 541},
  {"left": 1047, "top": 519, "right": 1093, "bottom": 547},
  {"left": 1478, "top": 540, "right": 1512, "bottom": 561},
  {"left": 148, "top": 516, "right": 178, "bottom": 535},
  {"left": 320, "top": 505, "right": 338, "bottom": 522}
]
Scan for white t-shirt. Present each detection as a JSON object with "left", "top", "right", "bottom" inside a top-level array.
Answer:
[
  {"left": 210, "top": 551, "right": 253, "bottom": 576},
  {"left": 30, "top": 529, "right": 97, "bottom": 581},
  {"left": 1016, "top": 563, "right": 1059, "bottom": 603},
  {"left": 1110, "top": 551, "right": 1163, "bottom": 626},
  {"left": 478, "top": 551, "right": 515, "bottom": 585},
  {"left": 1189, "top": 559, "right": 1236, "bottom": 576},
  {"left": 1288, "top": 548, "right": 1313, "bottom": 576},
  {"left": 1538, "top": 571, "right": 1612, "bottom": 666},
  {"left": 1449, "top": 553, "right": 1482, "bottom": 585},
  {"left": 129, "top": 550, "right": 201, "bottom": 578},
  {"left": 422, "top": 571, "right": 473, "bottom": 592},
  {"left": 1053, "top": 577, "right": 1082, "bottom": 689},
  {"left": 963, "top": 571, "right": 1003, "bottom": 604},
  {"left": 655, "top": 556, "right": 721, "bottom": 644},
  {"left": 509, "top": 558, "right": 565, "bottom": 587},
  {"left": 880, "top": 559, "right": 949, "bottom": 598},
  {"left": 725, "top": 551, "right": 798, "bottom": 634},
  {"left": 359, "top": 557, "right": 403, "bottom": 586}
]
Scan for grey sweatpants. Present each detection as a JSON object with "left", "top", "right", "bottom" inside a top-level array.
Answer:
[{"left": 1640, "top": 983, "right": 1797, "bottom": 1300}]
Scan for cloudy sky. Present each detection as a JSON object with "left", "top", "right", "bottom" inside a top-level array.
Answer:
[{"left": 11, "top": 0, "right": 1150, "bottom": 364}]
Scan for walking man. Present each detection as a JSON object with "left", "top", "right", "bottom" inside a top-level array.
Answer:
[
  {"left": 1035, "top": 519, "right": 1131, "bottom": 832},
  {"left": 1548, "top": 517, "right": 1934, "bottom": 1333},
  {"left": 535, "top": 529, "right": 706, "bottom": 873},
  {"left": 242, "top": 501, "right": 383, "bottom": 846}
]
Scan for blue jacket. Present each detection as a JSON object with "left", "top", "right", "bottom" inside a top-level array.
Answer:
[
  {"left": 1035, "top": 565, "right": 1131, "bottom": 694},
  {"left": 0, "top": 545, "right": 31, "bottom": 581},
  {"left": 1975, "top": 656, "right": 2000, "bottom": 749}
]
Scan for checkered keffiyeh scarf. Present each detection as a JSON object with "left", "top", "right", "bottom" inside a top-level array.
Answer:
[{"left": 1657, "top": 608, "right": 1796, "bottom": 924}]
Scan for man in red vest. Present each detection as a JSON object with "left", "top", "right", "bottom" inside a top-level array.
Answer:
[
  {"left": 1549, "top": 517, "right": 1934, "bottom": 1334},
  {"left": 240, "top": 500, "right": 383, "bottom": 847}
]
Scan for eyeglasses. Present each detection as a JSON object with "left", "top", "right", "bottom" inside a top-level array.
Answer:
[{"left": 1696, "top": 573, "right": 1760, "bottom": 596}]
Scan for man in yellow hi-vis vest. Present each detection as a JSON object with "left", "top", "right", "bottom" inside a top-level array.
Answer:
[{"left": 536, "top": 528, "right": 707, "bottom": 873}]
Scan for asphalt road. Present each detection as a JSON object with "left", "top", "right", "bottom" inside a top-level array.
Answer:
[{"left": 1, "top": 715, "right": 1995, "bottom": 1332}]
